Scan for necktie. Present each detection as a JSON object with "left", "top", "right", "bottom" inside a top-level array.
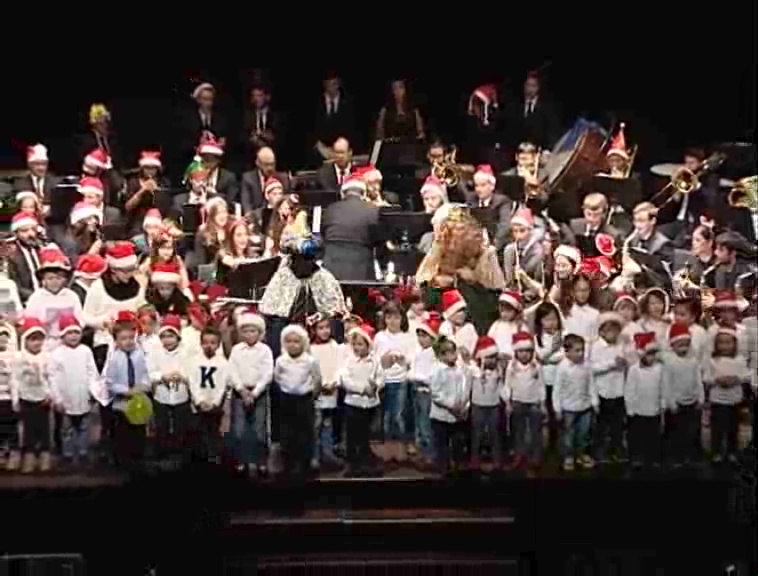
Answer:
[
  {"left": 35, "top": 177, "right": 43, "bottom": 196},
  {"left": 339, "top": 169, "right": 345, "bottom": 184},
  {"left": 327, "top": 99, "right": 333, "bottom": 115},
  {"left": 126, "top": 350, "right": 136, "bottom": 389},
  {"left": 526, "top": 101, "right": 533, "bottom": 117}
]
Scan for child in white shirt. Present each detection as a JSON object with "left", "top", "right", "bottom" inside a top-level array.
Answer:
[
  {"left": 672, "top": 297, "right": 708, "bottom": 362},
  {"left": 409, "top": 314, "right": 441, "bottom": 468},
  {"left": 187, "top": 326, "right": 230, "bottom": 463},
  {"left": 503, "top": 331, "right": 545, "bottom": 471},
  {"left": 662, "top": 322, "right": 704, "bottom": 467},
  {"left": 534, "top": 301, "right": 563, "bottom": 453},
  {"left": 430, "top": 337, "right": 470, "bottom": 475},
  {"left": 439, "top": 289, "right": 477, "bottom": 357},
  {"left": 0, "top": 324, "right": 19, "bottom": 471},
  {"left": 136, "top": 304, "right": 160, "bottom": 358},
  {"left": 562, "top": 274, "right": 600, "bottom": 345},
  {"left": 488, "top": 290, "right": 528, "bottom": 361},
  {"left": 554, "top": 334, "right": 597, "bottom": 471},
  {"left": 469, "top": 336, "right": 503, "bottom": 470},
  {"left": 637, "top": 288, "right": 670, "bottom": 349},
  {"left": 614, "top": 293, "right": 641, "bottom": 363},
  {"left": 624, "top": 332, "right": 666, "bottom": 469},
  {"left": 590, "top": 312, "right": 628, "bottom": 464},
  {"left": 49, "top": 314, "right": 99, "bottom": 467},
  {"left": 228, "top": 308, "right": 274, "bottom": 477},
  {"left": 310, "top": 317, "right": 344, "bottom": 471}
]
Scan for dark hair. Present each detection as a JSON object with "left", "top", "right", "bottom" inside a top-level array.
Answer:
[
  {"left": 534, "top": 301, "right": 562, "bottom": 347},
  {"left": 639, "top": 288, "right": 667, "bottom": 316},
  {"left": 712, "top": 331, "right": 737, "bottom": 358},
  {"left": 201, "top": 325, "right": 221, "bottom": 340},
  {"left": 433, "top": 336, "right": 457, "bottom": 360},
  {"left": 693, "top": 225, "right": 714, "bottom": 243},
  {"left": 674, "top": 297, "right": 702, "bottom": 323},
  {"left": 428, "top": 139, "right": 445, "bottom": 152},
  {"left": 381, "top": 300, "right": 408, "bottom": 330},
  {"left": 563, "top": 333, "right": 584, "bottom": 351},
  {"left": 684, "top": 147, "right": 706, "bottom": 162}
]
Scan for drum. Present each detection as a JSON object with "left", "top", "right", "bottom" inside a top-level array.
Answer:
[{"left": 544, "top": 119, "right": 609, "bottom": 196}]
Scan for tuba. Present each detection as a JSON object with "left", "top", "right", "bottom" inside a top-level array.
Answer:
[
  {"left": 431, "top": 147, "right": 461, "bottom": 188},
  {"left": 727, "top": 175, "right": 758, "bottom": 211}
]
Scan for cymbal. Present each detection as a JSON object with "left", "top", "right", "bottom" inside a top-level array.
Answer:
[
  {"left": 0, "top": 168, "right": 26, "bottom": 179},
  {"left": 649, "top": 163, "right": 681, "bottom": 177}
]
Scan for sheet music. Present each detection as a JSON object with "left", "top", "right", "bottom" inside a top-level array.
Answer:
[
  {"left": 312, "top": 206, "right": 322, "bottom": 234},
  {"left": 369, "top": 140, "right": 382, "bottom": 166}
]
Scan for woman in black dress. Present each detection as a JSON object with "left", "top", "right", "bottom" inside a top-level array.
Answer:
[{"left": 375, "top": 80, "right": 425, "bottom": 142}]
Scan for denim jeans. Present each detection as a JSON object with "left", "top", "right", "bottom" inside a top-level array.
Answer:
[
  {"left": 511, "top": 402, "right": 542, "bottom": 461},
  {"left": 432, "top": 419, "right": 466, "bottom": 470},
  {"left": 314, "top": 407, "right": 337, "bottom": 462},
  {"left": 383, "top": 380, "right": 408, "bottom": 441},
  {"left": 62, "top": 413, "right": 90, "bottom": 459},
  {"left": 412, "top": 385, "right": 433, "bottom": 459},
  {"left": 230, "top": 393, "right": 269, "bottom": 466},
  {"left": 471, "top": 405, "right": 502, "bottom": 462},
  {"left": 561, "top": 409, "right": 592, "bottom": 459}
]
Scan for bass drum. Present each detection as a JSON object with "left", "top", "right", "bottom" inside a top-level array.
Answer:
[{"left": 543, "top": 119, "right": 609, "bottom": 221}]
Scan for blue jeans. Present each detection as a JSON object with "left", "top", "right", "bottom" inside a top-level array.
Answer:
[
  {"left": 412, "top": 385, "right": 433, "bottom": 459},
  {"left": 511, "top": 402, "right": 543, "bottom": 461},
  {"left": 314, "top": 407, "right": 337, "bottom": 461},
  {"left": 230, "top": 394, "right": 269, "bottom": 466},
  {"left": 561, "top": 409, "right": 592, "bottom": 459},
  {"left": 383, "top": 380, "right": 408, "bottom": 441},
  {"left": 62, "top": 413, "right": 90, "bottom": 459},
  {"left": 471, "top": 405, "right": 502, "bottom": 462}
]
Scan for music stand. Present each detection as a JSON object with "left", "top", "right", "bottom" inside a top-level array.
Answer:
[
  {"left": 182, "top": 204, "right": 202, "bottom": 235},
  {"left": 379, "top": 210, "right": 431, "bottom": 277},
  {"left": 470, "top": 207, "right": 498, "bottom": 242},
  {"left": 101, "top": 223, "right": 127, "bottom": 242},
  {"left": 498, "top": 174, "right": 525, "bottom": 202},
  {"left": 298, "top": 189, "right": 339, "bottom": 208},
  {"left": 226, "top": 256, "right": 281, "bottom": 300},
  {"left": 48, "top": 184, "right": 81, "bottom": 225},
  {"left": 628, "top": 247, "right": 671, "bottom": 288},
  {"left": 591, "top": 176, "right": 643, "bottom": 212}
]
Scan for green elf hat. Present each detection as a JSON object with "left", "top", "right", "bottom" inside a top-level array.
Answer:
[
  {"left": 125, "top": 392, "right": 154, "bottom": 426},
  {"left": 182, "top": 158, "right": 207, "bottom": 185}
]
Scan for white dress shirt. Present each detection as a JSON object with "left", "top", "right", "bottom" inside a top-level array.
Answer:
[
  {"left": 503, "top": 360, "right": 545, "bottom": 405},
  {"left": 553, "top": 359, "right": 596, "bottom": 414},
  {"left": 624, "top": 362, "right": 666, "bottom": 417},
  {"left": 228, "top": 341, "right": 274, "bottom": 400},
  {"left": 589, "top": 337, "right": 626, "bottom": 400}
]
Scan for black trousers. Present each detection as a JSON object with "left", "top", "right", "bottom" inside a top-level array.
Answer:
[
  {"left": 345, "top": 405, "right": 374, "bottom": 470},
  {"left": 278, "top": 391, "right": 315, "bottom": 477},
  {"left": 0, "top": 401, "right": 19, "bottom": 451},
  {"left": 670, "top": 403, "right": 701, "bottom": 463},
  {"left": 432, "top": 419, "right": 466, "bottom": 471},
  {"left": 113, "top": 411, "right": 146, "bottom": 469},
  {"left": 545, "top": 386, "right": 559, "bottom": 452},
  {"left": 195, "top": 408, "right": 223, "bottom": 462},
  {"left": 629, "top": 415, "right": 661, "bottom": 465},
  {"left": 153, "top": 401, "right": 193, "bottom": 459},
  {"left": 595, "top": 397, "right": 625, "bottom": 458},
  {"left": 710, "top": 404, "right": 739, "bottom": 457},
  {"left": 20, "top": 400, "right": 50, "bottom": 453}
]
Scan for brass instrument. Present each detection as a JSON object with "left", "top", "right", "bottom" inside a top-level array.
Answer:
[
  {"left": 727, "top": 175, "right": 758, "bottom": 211},
  {"left": 524, "top": 149, "right": 542, "bottom": 201},
  {"left": 623, "top": 145, "right": 638, "bottom": 178},
  {"left": 651, "top": 152, "right": 727, "bottom": 205},
  {"left": 671, "top": 167, "right": 699, "bottom": 195},
  {"left": 431, "top": 147, "right": 461, "bottom": 188}
]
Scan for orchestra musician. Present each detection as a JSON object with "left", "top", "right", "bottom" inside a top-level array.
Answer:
[
  {"left": 59, "top": 201, "right": 103, "bottom": 267},
  {"left": 240, "top": 147, "right": 290, "bottom": 213},
  {"left": 672, "top": 224, "right": 717, "bottom": 287},
  {"left": 464, "top": 84, "right": 501, "bottom": 166},
  {"left": 502, "top": 208, "right": 544, "bottom": 290},
  {"left": 316, "top": 137, "right": 353, "bottom": 191},
  {"left": 78, "top": 104, "right": 121, "bottom": 170},
  {"left": 196, "top": 135, "right": 238, "bottom": 201},
  {"left": 464, "top": 164, "right": 513, "bottom": 251},
  {"left": 12, "top": 144, "right": 59, "bottom": 213},
  {"left": 624, "top": 202, "right": 675, "bottom": 286},
  {"left": 216, "top": 218, "right": 265, "bottom": 285},
  {"left": 710, "top": 231, "right": 754, "bottom": 290},
  {"left": 176, "top": 82, "right": 229, "bottom": 170},
  {"left": 375, "top": 80, "right": 425, "bottom": 142},
  {"left": 503, "top": 142, "right": 548, "bottom": 210},
  {"left": 81, "top": 147, "right": 124, "bottom": 210},
  {"left": 243, "top": 84, "right": 283, "bottom": 161},
  {"left": 508, "top": 71, "right": 560, "bottom": 150},
  {"left": 172, "top": 161, "right": 219, "bottom": 216},
  {"left": 191, "top": 197, "right": 230, "bottom": 268},
  {"left": 420, "top": 176, "right": 449, "bottom": 215},
  {"left": 560, "top": 193, "right": 624, "bottom": 258},
  {"left": 7, "top": 212, "right": 47, "bottom": 303},
  {"left": 416, "top": 140, "right": 447, "bottom": 181},
  {"left": 310, "top": 72, "right": 356, "bottom": 164},
  {"left": 265, "top": 195, "right": 309, "bottom": 258},
  {"left": 77, "top": 177, "right": 121, "bottom": 228},
  {"left": 355, "top": 165, "right": 398, "bottom": 207},
  {"left": 597, "top": 123, "right": 633, "bottom": 179},
  {"left": 249, "top": 177, "right": 286, "bottom": 237},
  {"left": 123, "top": 151, "right": 171, "bottom": 236}
]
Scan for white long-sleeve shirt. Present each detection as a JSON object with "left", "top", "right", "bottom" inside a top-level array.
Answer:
[
  {"left": 589, "top": 338, "right": 626, "bottom": 400},
  {"left": 706, "top": 322, "right": 748, "bottom": 358},
  {"left": 470, "top": 365, "right": 503, "bottom": 407},
  {"left": 148, "top": 344, "right": 191, "bottom": 405},
  {"left": 439, "top": 321, "right": 477, "bottom": 356},
  {"left": 12, "top": 350, "right": 50, "bottom": 403},
  {"left": 488, "top": 319, "right": 528, "bottom": 358},
  {"left": 228, "top": 341, "right": 274, "bottom": 400},
  {"left": 430, "top": 363, "right": 471, "bottom": 423},
  {"left": 312, "top": 340, "right": 342, "bottom": 409},
  {"left": 563, "top": 303, "right": 600, "bottom": 345},
  {"left": 274, "top": 352, "right": 321, "bottom": 396},
  {"left": 503, "top": 360, "right": 545, "bottom": 405},
  {"left": 82, "top": 278, "right": 146, "bottom": 348},
  {"left": 624, "top": 362, "right": 666, "bottom": 417},
  {"left": 535, "top": 331, "right": 563, "bottom": 387},
  {"left": 661, "top": 351, "right": 704, "bottom": 408},
  {"left": 339, "top": 353, "right": 384, "bottom": 409},
  {"left": 703, "top": 355, "right": 750, "bottom": 406},
  {"left": 49, "top": 344, "right": 99, "bottom": 415},
  {"left": 25, "top": 287, "right": 86, "bottom": 351},
  {"left": 553, "top": 359, "right": 596, "bottom": 414},
  {"left": 0, "top": 349, "right": 15, "bottom": 404},
  {"left": 373, "top": 329, "right": 415, "bottom": 382},
  {"left": 409, "top": 346, "right": 438, "bottom": 391},
  {"left": 187, "top": 353, "right": 231, "bottom": 408},
  {"left": 744, "top": 316, "right": 758, "bottom": 392}
]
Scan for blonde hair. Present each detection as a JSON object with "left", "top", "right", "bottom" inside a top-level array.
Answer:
[
  {"left": 582, "top": 193, "right": 607, "bottom": 211},
  {"left": 633, "top": 201, "right": 658, "bottom": 219}
]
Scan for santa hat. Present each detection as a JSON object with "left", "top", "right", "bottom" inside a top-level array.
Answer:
[
  {"left": 36, "top": 246, "right": 71, "bottom": 275},
  {"left": 138, "top": 151, "right": 162, "bottom": 168},
  {"left": 416, "top": 311, "right": 443, "bottom": 338},
  {"left": 420, "top": 175, "right": 448, "bottom": 200},
  {"left": 158, "top": 314, "right": 182, "bottom": 336},
  {"left": 473, "top": 164, "right": 496, "bottom": 185},
  {"left": 18, "top": 316, "right": 46, "bottom": 343},
  {"left": 27, "top": 144, "right": 48, "bottom": 163},
  {"left": 512, "top": 331, "right": 535, "bottom": 351},
  {"left": 281, "top": 323, "right": 310, "bottom": 350},
  {"left": 150, "top": 262, "right": 181, "bottom": 285},
  {"left": 577, "top": 258, "right": 602, "bottom": 279},
  {"left": 114, "top": 310, "right": 138, "bottom": 325},
  {"left": 712, "top": 289, "right": 738, "bottom": 309},
  {"left": 498, "top": 289, "right": 523, "bottom": 310},
  {"left": 510, "top": 208, "right": 534, "bottom": 229},
  {"left": 668, "top": 322, "right": 691, "bottom": 345},
  {"left": 474, "top": 335, "right": 499, "bottom": 359},
  {"left": 15, "top": 190, "right": 39, "bottom": 204},
  {"left": 74, "top": 254, "right": 107, "bottom": 279},
  {"left": 206, "top": 284, "right": 228, "bottom": 304},
  {"left": 598, "top": 311, "right": 623, "bottom": 329},
  {"left": 594, "top": 255, "right": 616, "bottom": 278},
  {"left": 84, "top": 148, "right": 112, "bottom": 170},
  {"left": 70, "top": 201, "right": 102, "bottom": 226},
  {"left": 354, "top": 164, "right": 383, "bottom": 182},
  {"left": 633, "top": 331, "right": 658, "bottom": 353},
  {"left": 237, "top": 306, "right": 266, "bottom": 333},
  {"left": 11, "top": 212, "right": 38, "bottom": 233},
  {"left": 595, "top": 233, "right": 616, "bottom": 257},
  {"left": 264, "top": 177, "right": 283, "bottom": 196},
  {"left": 142, "top": 208, "right": 163, "bottom": 230},
  {"left": 613, "top": 291, "right": 638, "bottom": 311},
  {"left": 716, "top": 326, "right": 738, "bottom": 340},
  {"left": 198, "top": 135, "right": 224, "bottom": 156},
  {"left": 192, "top": 82, "right": 215, "bottom": 99},
  {"left": 106, "top": 242, "right": 138, "bottom": 270},
  {"left": 606, "top": 122, "right": 629, "bottom": 160},
  {"left": 348, "top": 323, "right": 375, "bottom": 346},
  {"left": 58, "top": 313, "right": 82, "bottom": 336},
  {"left": 639, "top": 287, "right": 669, "bottom": 313},
  {"left": 441, "top": 290, "right": 467, "bottom": 320},
  {"left": 553, "top": 245, "right": 582, "bottom": 270},
  {"left": 468, "top": 84, "right": 498, "bottom": 126},
  {"left": 340, "top": 174, "right": 367, "bottom": 196},
  {"left": 78, "top": 176, "right": 104, "bottom": 197}
]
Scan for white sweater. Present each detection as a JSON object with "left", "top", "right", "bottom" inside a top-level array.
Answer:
[
  {"left": 373, "top": 329, "right": 415, "bottom": 382},
  {"left": 0, "top": 349, "right": 16, "bottom": 404},
  {"left": 311, "top": 340, "right": 342, "bottom": 409},
  {"left": 274, "top": 352, "right": 321, "bottom": 396},
  {"left": 82, "top": 278, "right": 146, "bottom": 348},
  {"left": 148, "top": 344, "right": 191, "bottom": 405},
  {"left": 535, "top": 332, "right": 563, "bottom": 387},
  {"left": 409, "top": 346, "right": 438, "bottom": 390},
  {"left": 25, "top": 287, "right": 86, "bottom": 351},
  {"left": 430, "top": 363, "right": 471, "bottom": 423},
  {"left": 228, "top": 341, "right": 274, "bottom": 400},
  {"left": 488, "top": 319, "right": 528, "bottom": 358},
  {"left": 13, "top": 350, "right": 50, "bottom": 403},
  {"left": 187, "top": 353, "right": 231, "bottom": 408},
  {"left": 703, "top": 356, "right": 750, "bottom": 405},
  {"left": 503, "top": 361, "right": 545, "bottom": 405},
  {"left": 553, "top": 359, "right": 597, "bottom": 414},
  {"left": 470, "top": 365, "right": 503, "bottom": 407},
  {"left": 589, "top": 338, "right": 626, "bottom": 400},
  {"left": 661, "top": 351, "right": 704, "bottom": 408},
  {"left": 339, "top": 353, "right": 384, "bottom": 409},
  {"left": 624, "top": 362, "right": 666, "bottom": 417},
  {"left": 49, "top": 344, "right": 99, "bottom": 415},
  {"left": 563, "top": 303, "right": 600, "bottom": 344},
  {"left": 439, "top": 321, "right": 477, "bottom": 356}
]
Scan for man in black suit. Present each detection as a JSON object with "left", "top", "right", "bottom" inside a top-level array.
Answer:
[
  {"left": 508, "top": 72, "right": 560, "bottom": 150},
  {"left": 7, "top": 213, "right": 47, "bottom": 303},
  {"left": 239, "top": 146, "right": 290, "bottom": 213},
  {"left": 78, "top": 103, "right": 122, "bottom": 170},
  {"left": 316, "top": 137, "right": 353, "bottom": 191},
  {"left": 175, "top": 83, "right": 228, "bottom": 171},
  {"left": 560, "top": 193, "right": 624, "bottom": 258},
  {"left": 13, "top": 144, "right": 60, "bottom": 213},
  {"left": 242, "top": 85, "right": 284, "bottom": 164},
  {"left": 197, "top": 137, "right": 239, "bottom": 203},
  {"left": 310, "top": 73, "right": 355, "bottom": 165},
  {"left": 322, "top": 177, "right": 380, "bottom": 281},
  {"left": 463, "top": 164, "right": 515, "bottom": 251}
]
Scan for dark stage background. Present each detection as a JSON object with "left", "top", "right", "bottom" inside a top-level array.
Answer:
[{"left": 1, "top": 7, "right": 755, "bottom": 175}]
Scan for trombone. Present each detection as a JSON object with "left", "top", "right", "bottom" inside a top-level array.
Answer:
[{"left": 650, "top": 152, "right": 726, "bottom": 207}]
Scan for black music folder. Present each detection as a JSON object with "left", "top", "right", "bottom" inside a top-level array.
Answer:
[
  {"left": 226, "top": 256, "right": 281, "bottom": 300},
  {"left": 497, "top": 174, "right": 525, "bottom": 202},
  {"left": 379, "top": 210, "right": 432, "bottom": 245},
  {"left": 470, "top": 206, "right": 498, "bottom": 241},
  {"left": 181, "top": 204, "right": 202, "bottom": 234},
  {"left": 49, "top": 183, "right": 81, "bottom": 225},
  {"left": 591, "top": 176, "right": 643, "bottom": 212},
  {"left": 298, "top": 189, "right": 339, "bottom": 208}
]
